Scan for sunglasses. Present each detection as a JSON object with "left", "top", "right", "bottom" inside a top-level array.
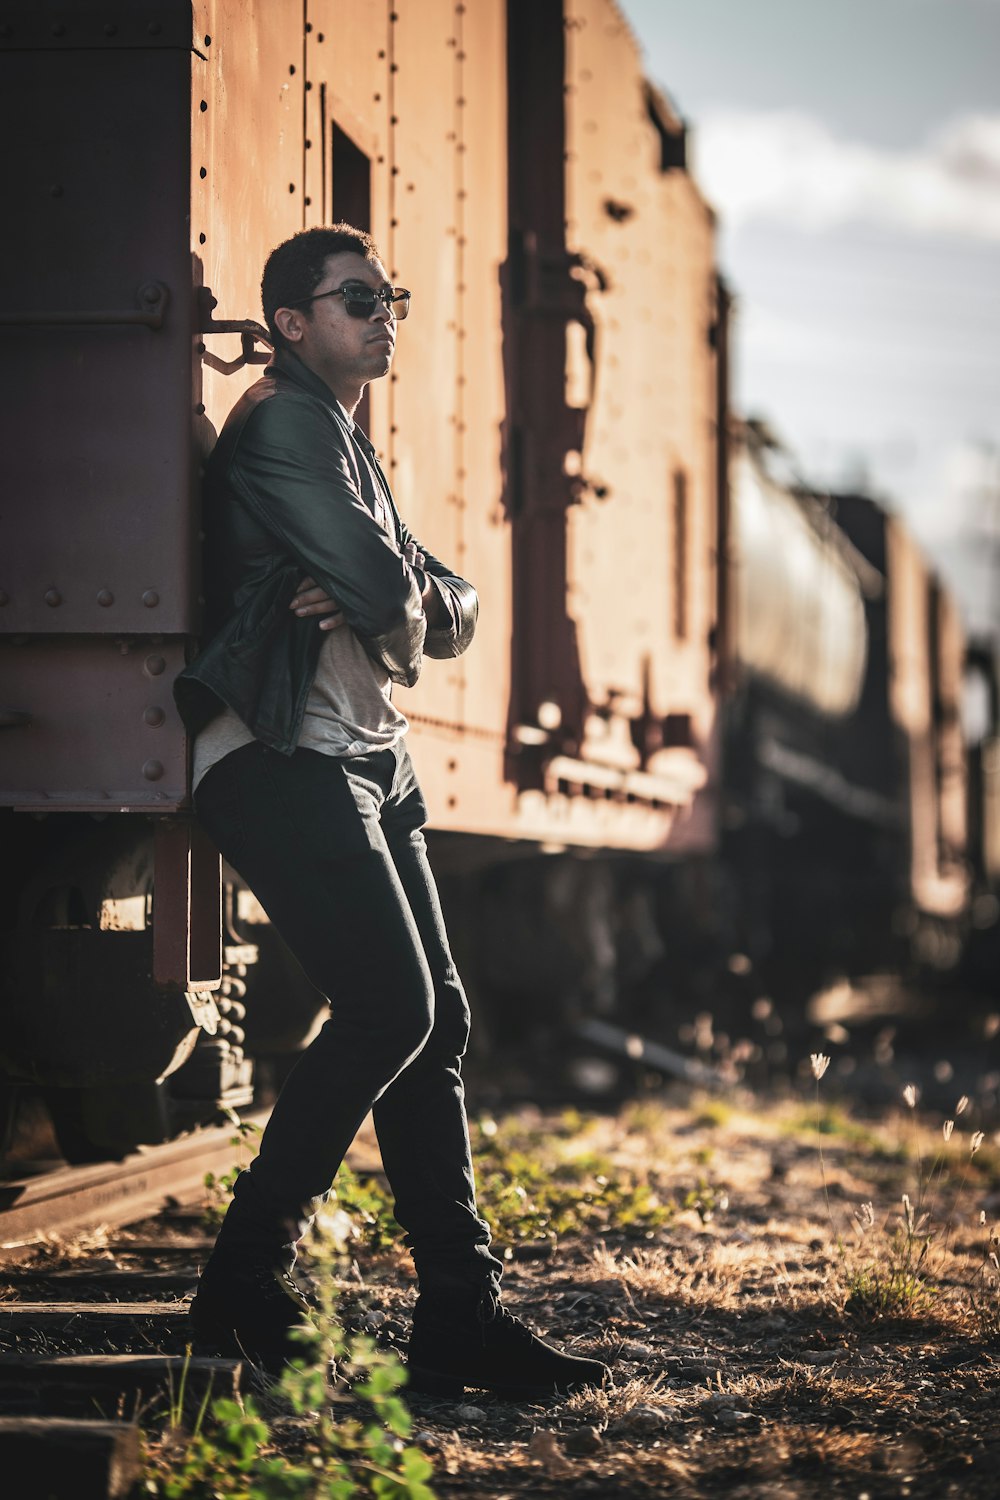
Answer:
[{"left": 294, "top": 281, "right": 411, "bottom": 320}]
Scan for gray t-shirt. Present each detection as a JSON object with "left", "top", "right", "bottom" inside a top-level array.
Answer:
[{"left": 192, "top": 401, "right": 407, "bottom": 791}]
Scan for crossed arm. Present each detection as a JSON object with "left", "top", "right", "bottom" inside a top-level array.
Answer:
[
  {"left": 291, "top": 540, "right": 445, "bottom": 631},
  {"left": 231, "top": 395, "right": 472, "bottom": 683}
]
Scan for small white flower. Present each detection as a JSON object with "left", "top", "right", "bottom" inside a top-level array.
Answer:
[
  {"left": 956, "top": 1095, "right": 970, "bottom": 1116},
  {"left": 943, "top": 1120, "right": 954, "bottom": 1141},
  {"left": 971, "top": 1131, "right": 985, "bottom": 1156},
  {"left": 854, "top": 1200, "right": 876, "bottom": 1231},
  {"left": 810, "top": 1053, "right": 831, "bottom": 1081},
  {"left": 981, "top": 1210, "right": 987, "bottom": 1226},
  {"left": 903, "top": 1083, "right": 918, "bottom": 1109},
  {"left": 901, "top": 1193, "right": 915, "bottom": 1231}
]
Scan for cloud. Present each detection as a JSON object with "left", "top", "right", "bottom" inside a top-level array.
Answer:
[{"left": 694, "top": 110, "right": 1000, "bottom": 241}]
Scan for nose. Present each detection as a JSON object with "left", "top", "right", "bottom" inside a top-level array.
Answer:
[{"left": 371, "top": 296, "right": 392, "bottom": 323}]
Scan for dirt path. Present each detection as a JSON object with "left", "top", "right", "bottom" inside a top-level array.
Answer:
[{"left": 331, "top": 1095, "right": 1000, "bottom": 1498}]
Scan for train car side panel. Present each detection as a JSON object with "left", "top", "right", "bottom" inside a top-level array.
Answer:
[{"left": 193, "top": 0, "right": 306, "bottom": 438}]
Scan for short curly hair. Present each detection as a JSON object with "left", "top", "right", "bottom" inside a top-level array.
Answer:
[{"left": 261, "top": 224, "right": 381, "bottom": 347}]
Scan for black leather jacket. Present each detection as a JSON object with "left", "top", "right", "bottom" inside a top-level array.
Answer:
[{"left": 174, "top": 350, "right": 478, "bottom": 754}]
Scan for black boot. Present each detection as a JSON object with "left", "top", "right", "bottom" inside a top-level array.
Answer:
[
  {"left": 406, "top": 1287, "right": 611, "bottom": 1400},
  {"left": 189, "top": 1253, "right": 318, "bottom": 1376}
]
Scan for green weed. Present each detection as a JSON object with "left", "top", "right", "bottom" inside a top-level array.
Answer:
[
  {"left": 143, "top": 1233, "right": 435, "bottom": 1498},
  {"left": 202, "top": 1108, "right": 265, "bottom": 1227}
]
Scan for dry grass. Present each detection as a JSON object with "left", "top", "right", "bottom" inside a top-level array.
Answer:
[{"left": 4, "top": 1089, "right": 999, "bottom": 1497}]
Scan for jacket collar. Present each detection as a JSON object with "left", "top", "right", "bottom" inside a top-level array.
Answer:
[
  {"left": 267, "top": 347, "right": 344, "bottom": 409},
  {"left": 267, "top": 348, "right": 378, "bottom": 454}
]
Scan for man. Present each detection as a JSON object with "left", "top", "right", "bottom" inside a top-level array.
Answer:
[{"left": 174, "top": 224, "right": 609, "bottom": 1399}]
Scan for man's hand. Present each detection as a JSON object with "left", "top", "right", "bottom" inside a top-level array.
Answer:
[{"left": 290, "top": 575, "right": 345, "bottom": 631}]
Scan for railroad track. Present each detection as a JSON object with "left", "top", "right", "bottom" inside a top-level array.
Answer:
[{"left": 0, "top": 1118, "right": 383, "bottom": 1498}]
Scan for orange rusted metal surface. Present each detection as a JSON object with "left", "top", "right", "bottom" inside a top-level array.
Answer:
[{"left": 1, "top": 0, "right": 723, "bottom": 853}]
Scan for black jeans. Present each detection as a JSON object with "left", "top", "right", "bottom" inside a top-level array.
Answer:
[{"left": 194, "top": 738, "right": 502, "bottom": 1296}]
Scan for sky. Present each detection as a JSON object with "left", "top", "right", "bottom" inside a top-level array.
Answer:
[{"left": 617, "top": 0, "right": 1000, "bottom": 645}]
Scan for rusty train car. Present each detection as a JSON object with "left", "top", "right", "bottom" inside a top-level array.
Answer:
[
  {"left": 0, "top": 0, "right": 987, "bottom": 1159},
  {"left": 719, "top": 425, "right": 978, "bottom": 1022},
  {"left": 0, "top": 0, "right": 727, "bottom": 1157}
]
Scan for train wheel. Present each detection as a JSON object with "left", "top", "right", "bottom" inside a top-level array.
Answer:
[{"left": 42, "top": 1082, "right": 172, "bottom": 1165}]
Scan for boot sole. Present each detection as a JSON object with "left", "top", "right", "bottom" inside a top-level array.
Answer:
[{"left": 406, "top": 1363, "right": 605, "bottom": 1401}]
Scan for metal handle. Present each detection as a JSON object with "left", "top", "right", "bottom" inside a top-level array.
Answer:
[
  {"left": 0, "top": 710, "right": 31, "bottom": 728},
  {"left": 197, "top": 289, "right": 272, "bottom": 374},
  {"left": 0, "top": 281, "right": 169, "bottom": 330}
]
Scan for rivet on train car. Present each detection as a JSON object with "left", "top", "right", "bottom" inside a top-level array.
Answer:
[
  {"left": 289, "top": 183, "right": 295, "bottom": 193},
  {"left": 142, "top": 590, "right": 160, "bottom": 608},
  {"left": 144, "top": 655, "right": 166, "bottom": 676},
  {"left": 305, "top": 79, "right": 313, "bottom": 91},
  {"left": 305, "top": 139, "right": 312, "bottom": 150},
  {"left": 389, "top": 10, "right": 398, "bottom": 21},
  {"left": 97, "top": 589, "right": 114, "bottom": 607},
  {"left": 44, "top": 588, "right": 62, "bottom": 607},
  {"left": 200, "top": 99, "right": 208, "bottom": 112},
  {"left": 304, "top": 196, "right": 312, "bottom": 206},
  {"left": 199, "top": 166, "right": 207, "bottom": 178},
  {"left": 390, "top": 115, "right": 399, "bottom": 126},
  {"left": 198, "top": 232, "right": 206, "bottom": 244},
  {"left": 142, "top": 760, "right": 165, "bottom": 781},
  {"left": 204, "top": 34, "right": 211, "bottom": 46},
  {"left": 317, "top": 33, "right": 324, "bottom": 42},
  {"left": 390, "top": 63, "right": 398, "bottom": 74},
  {"left": 195, "top": 402, "right": 206, "bottom": 415},
  {"left": 144, "top": 706, "right": 166, "bottom": 728}
]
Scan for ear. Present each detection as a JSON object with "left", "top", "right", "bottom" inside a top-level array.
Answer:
[{"left": 273, "top": 306, "right": 305, "bottom": 343}]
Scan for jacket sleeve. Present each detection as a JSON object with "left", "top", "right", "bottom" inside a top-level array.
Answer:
[
  {"left": 229, "top": 396, "right": 427, "bottom": 687},
  {"left": 397, "top": 520, "right": 479, "bottom": 661}
]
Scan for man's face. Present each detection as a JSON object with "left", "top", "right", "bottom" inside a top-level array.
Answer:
[{"left": 280, "top": 251, "right": 397, "bottom": 395}]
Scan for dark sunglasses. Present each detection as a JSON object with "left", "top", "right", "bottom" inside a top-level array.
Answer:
[{"left": 294, "top": 281, "right": 411, "bottom": 320}]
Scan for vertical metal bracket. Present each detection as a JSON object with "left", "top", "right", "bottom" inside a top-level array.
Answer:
[{"left": 153, "top": 817, "right": 223, "bottom": 1011}]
